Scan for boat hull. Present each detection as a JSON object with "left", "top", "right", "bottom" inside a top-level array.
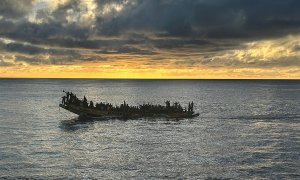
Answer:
[{"left": 59, "top": 104, "right": 199, "bottom": 119}]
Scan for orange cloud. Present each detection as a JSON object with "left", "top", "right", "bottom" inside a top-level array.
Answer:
[{"left": 1, "top": 35, "right": 300, "bottom": 79}]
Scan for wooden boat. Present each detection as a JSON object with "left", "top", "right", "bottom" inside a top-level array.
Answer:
[
  {"left": 59, "top": 91, "right": 200, "bottom": 120},
  {"left": 59, "top": 103, "right": 200, "bottom": 119}
]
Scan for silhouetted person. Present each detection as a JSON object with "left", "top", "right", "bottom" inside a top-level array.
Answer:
[
  {"left": 66, "top": 92, "right": 70, "bottom": 100},
  {"left": 62, "top": 96, "right": 66, "bottom": 105},
  {"left": 89, "top": 101, "right": 94, "bottom": 108},
  {"left": 82, "top": 96, "right": 88, "bottom": 107},
  {"left": 165, "top": 101, "right": 170, "bottom": 109}
]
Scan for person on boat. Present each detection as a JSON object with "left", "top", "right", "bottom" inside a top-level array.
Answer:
[
  {"left": 70, "top": 92, "right": 74, "bottom": 100},
  {"left": 165, "top": 101, "right": 170, "bottom": 110},
  {"left": 61, "top": 96, "right": 66, "bottom": 105},
  {"left": 178, "top": 103, "right": 183, "bottom": 112},
  {"left": 66, "top": 91, "right": 70, "bottom": 101},
  {"left": 83, "top": 96, "right": 88, "bottom": 107},
  {"left": 188, "top": 102, "right": 194, "bottom": 113},
  {"left": 89, "top": 101, "right": 94, "bottom": 108}
]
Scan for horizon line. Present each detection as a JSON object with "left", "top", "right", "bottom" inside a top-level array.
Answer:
[{"left": 0, "top": 77, "right": 299, "bottom": 80}]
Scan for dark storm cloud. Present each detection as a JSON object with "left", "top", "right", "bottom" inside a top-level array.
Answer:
[
  {"left": 2, "top": 0, "right": 299, "bottom": 41},
  {"left": 94, "top": 0, "right": 300, "bottom": 38},
  {"left": 0, "top": 19, "right": 16, "bottom": 34},
  {"left": 3, "top": 21, "right": 90, "bottom": 41},
  {"left": 0, "top": 0, "right": 300, "bottom": 67},
  {"left": 2, "top": 0, "right": 300, "bottom": 44},
  {"left": 0, "top": 0, "right": 34, "bottom": 19},
  {"left": 0, "top": 40, "right": 78, "bottom": 55}
]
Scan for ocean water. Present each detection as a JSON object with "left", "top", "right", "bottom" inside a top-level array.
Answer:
[{"left": 0, "top": 79, "right": 299, "bottom": 179}]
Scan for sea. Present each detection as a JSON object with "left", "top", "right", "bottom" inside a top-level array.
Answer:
[{"left": 0, "top": 79, "right": 299, "bottom": 179}]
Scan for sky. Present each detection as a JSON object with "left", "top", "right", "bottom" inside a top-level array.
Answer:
[{"left": 0, "top": 0, "right": 299, "bottom": 79}]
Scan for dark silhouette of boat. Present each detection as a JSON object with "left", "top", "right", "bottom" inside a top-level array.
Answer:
[{"left": 59, "top": 91, "right": 200, "bottom": 119}]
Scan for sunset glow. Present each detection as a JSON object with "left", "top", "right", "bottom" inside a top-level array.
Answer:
[{"left": 0, "top": 0, "right": 299, "bottom": 79}]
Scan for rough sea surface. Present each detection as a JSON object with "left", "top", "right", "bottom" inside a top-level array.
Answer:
[{"left": 0, "top": 79, "right": 299, "bottom": 179}]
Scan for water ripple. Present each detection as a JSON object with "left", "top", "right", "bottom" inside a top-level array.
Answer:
[{"left": 0, "top": 79, "right": 299, "bottom": 179}]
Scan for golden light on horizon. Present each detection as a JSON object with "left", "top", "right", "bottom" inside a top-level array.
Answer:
[
  {"left": 0, "top": 60, "right": 299, "bottom": 79},
  {"left": 1, "top": 35, "right": 299, "bottom": 79}
]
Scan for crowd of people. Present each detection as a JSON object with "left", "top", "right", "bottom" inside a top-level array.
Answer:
[{"left": 61, "top": 91, "right": 194, "bottom": 114}]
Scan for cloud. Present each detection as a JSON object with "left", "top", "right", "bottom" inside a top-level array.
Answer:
[
  {"left": 3, "top": 0, "right": 300, "bottom": 41},
  {"left": 0, "top": 0, "right": 35, "bottom": 19},
  {"left": 0, "top": 38, "right": 79, "bottom": 55},
  {"left": 93, "top": 0, "right": 300, "bottom": 38},
  {"left": 186, "top": 36, "right": 300, "bottom": 68},
  {"left": 0, "top": 0, "right": 299, "bottom": 72},
  {"left": 0, "top": 55, "right": 16, "bottom": 66},
  {"left": 2, "top": 0, "right": 300, "bottom": 44}
]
